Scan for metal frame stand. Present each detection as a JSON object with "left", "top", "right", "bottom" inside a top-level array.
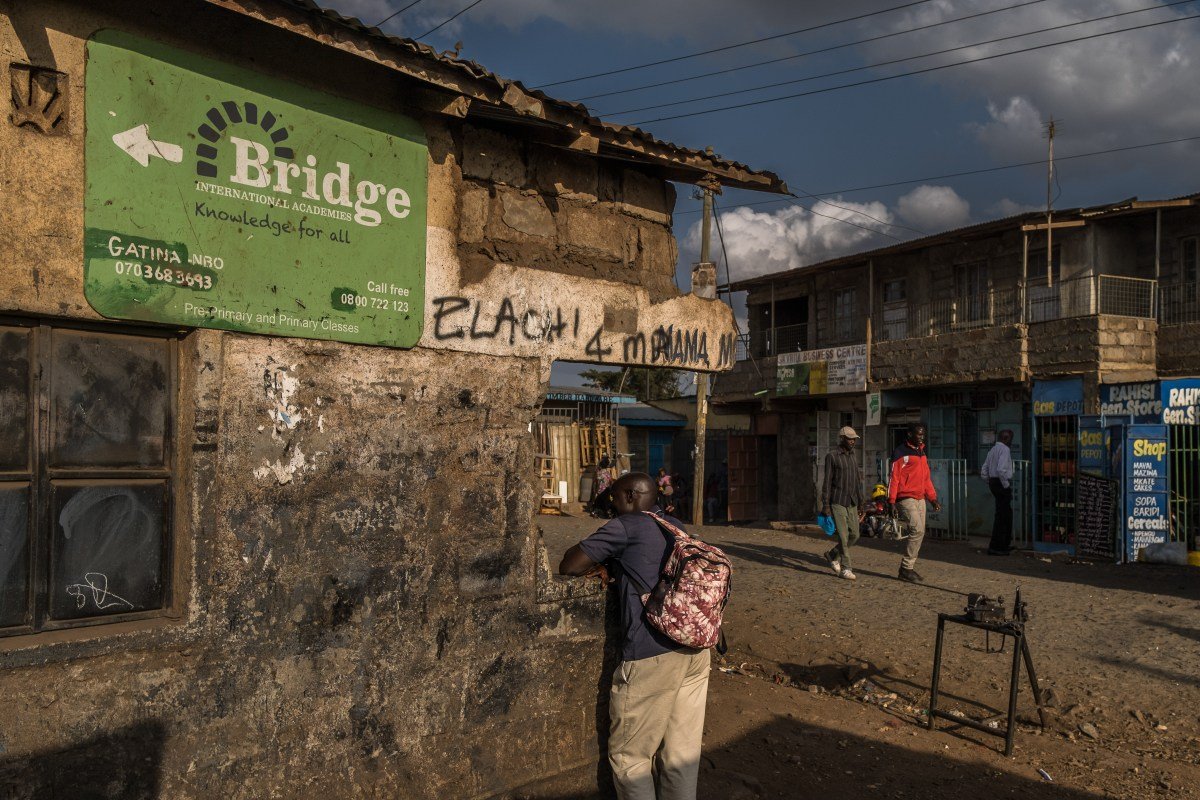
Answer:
[{"left": 927, "top": 613, "right": 1047, "bottom": 756}]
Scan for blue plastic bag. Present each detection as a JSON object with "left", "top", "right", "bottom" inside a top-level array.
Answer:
[{"left": 816, "top": 513, "right": 836, "bottom": 536}]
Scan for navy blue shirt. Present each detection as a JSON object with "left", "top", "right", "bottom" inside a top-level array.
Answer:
[{"left": 578, "top": 508, "right": 692, "bottom": 661}]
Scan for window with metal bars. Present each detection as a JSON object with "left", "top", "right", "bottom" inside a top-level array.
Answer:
[
  {"left": 0, "top": 318, "right": 176, "bottom": 635},
  {"left": 1169, "top": 425, "right": 1200, "bottom": 550},
  {"left": 1035, "top": 415, "right": 1077, "bottom": 547}
]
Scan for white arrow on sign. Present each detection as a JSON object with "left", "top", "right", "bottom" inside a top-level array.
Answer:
[{"left": 112, "top": 123, "right": 183, "bottom": 167}]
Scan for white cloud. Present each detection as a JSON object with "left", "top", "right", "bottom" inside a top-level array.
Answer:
[
  {"left": 684, "top": 198, "right": 895, "bottom": 280},
  {"left": 896, "top": 185, "right": 971, "bottom": 230}
]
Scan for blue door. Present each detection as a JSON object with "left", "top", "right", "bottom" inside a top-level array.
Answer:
[{"left": 648, "top": 431, "right": 674, "bottom": 475}]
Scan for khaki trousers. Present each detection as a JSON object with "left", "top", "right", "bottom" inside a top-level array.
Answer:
[
  {"left": 898, "top": 497, "right": 927, "bottom": 570},
  {"left": 609, "top": 648, "right": 711, "bottom": 800}
]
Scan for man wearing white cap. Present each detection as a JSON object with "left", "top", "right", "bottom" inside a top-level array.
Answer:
[{"left": 819, "top": 426, "right": 864, "bottom": 580}]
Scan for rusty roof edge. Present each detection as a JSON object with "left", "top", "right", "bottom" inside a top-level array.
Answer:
[{"left": 202, "top": 0, "right": 787, "bottom": 193}]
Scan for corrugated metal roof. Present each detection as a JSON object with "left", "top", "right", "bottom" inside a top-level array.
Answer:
[
  {"left": 618, "top": 402, "right": 687, "bottom": 425},
  {"left": 209, "top": 0, "right": 788, "bottom": 194}
]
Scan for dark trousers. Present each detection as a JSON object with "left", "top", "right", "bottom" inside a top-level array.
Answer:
[{"left": 988, "top": 478, "right": 1013, "bottom": 551}]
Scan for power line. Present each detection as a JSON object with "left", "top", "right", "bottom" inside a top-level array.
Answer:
[
  {"left": 605, "top": 0, "right": 1194, "bottom": 117},
  {"left": 789, "top": 197, "right": 906, "bottom": 241},
  {"left": 820, "top": 133, "right": 1200, "bottom": 195},
  {"left": 794, "top": 190, "right": 928, "bottom": 236},
  {"left": 535, "top": 0, "right": 939, "bottom": 89},
  {"left": 631, "top": 11, "right": 1200, "bottom": 125},
  {"left": 374, "top": 0, "right": 429, "bottom": 29},
  {"left": 674, "top": 133, "right": 1200, "bottom": 217},
  {"left": 418, "top": 0, "right": 488, "bottom": 38},
  {"left": 579, "top": 0, "right": 1049, "bottom": 103}
]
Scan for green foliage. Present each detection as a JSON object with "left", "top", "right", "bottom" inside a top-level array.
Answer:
[{"left": 579, "top": 367, "right": 684, "bottom": 402}]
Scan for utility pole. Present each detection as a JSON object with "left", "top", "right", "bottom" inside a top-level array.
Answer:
[
  {"left": 1045, "top": 118, "right": 1056, "bottom": 287},
  {"left": 692, "top": 184, "right": 716, "bottom": 526}
]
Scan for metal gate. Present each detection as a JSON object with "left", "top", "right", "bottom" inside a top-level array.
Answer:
[
  {"left": 1170, "top": 426, "right": 1200, "bottom": 549},
  {"left": 727, "top": 434, "right": 759, "bottom": 521},
  {"left": 1035, "top": 415, "right": 1078, "bottom": 548},
  {"left": 1011, "top": 460, "right": 1033, "bottom": 548},
  {"left": 877, "top": 457, "right": 969, "bottom": 540}
]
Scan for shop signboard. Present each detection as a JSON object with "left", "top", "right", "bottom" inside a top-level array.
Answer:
[
  {"left": 84, "top": 30, "right": 428, "bottom": 347},
  {"left": 866, "top": 392, "right": 882, "bottom": 426},
  {"left": 1032, "top": 378, "right": 1084, "bottom": 416},
  {"left": 1161, "top": 378, "right": 1200, "bottom": 425},
  {"left": 776, "top": 344, "right": 866, "bottom": 396},
  {"left": 1123, "top": 424, "right": 1170, "bottom": 562},
  {"left": 1100, "top": 382, "right": 1162, "bottom": 423},
  {"left": 1078, "top": 415, "right": 1107, "bottom": 476}
]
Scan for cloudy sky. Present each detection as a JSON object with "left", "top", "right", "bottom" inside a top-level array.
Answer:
[{"left": 333, "top": 0, "right": 1200, "bottom": 384}]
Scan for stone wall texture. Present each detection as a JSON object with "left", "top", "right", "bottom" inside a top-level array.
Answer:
[
  {"left": 0, "top": 1, "right": 728, "bottom": 796},
  {"left": 870, "top": 325, "right": 1027, "bottom": 390},
  {"left": 1157, "top": 322, "right": 1200, "bottom": 376}
]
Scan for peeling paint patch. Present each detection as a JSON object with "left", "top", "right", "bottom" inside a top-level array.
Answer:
[
  {"left": 264, "top": 363, "right": 305, "bottom": 439},
  {"left": 253, "top": 446, "right": 309, "bottom": 484}
]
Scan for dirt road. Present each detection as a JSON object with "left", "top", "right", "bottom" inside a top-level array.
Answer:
[{"left": 539, "top": 514, "right": 1200, "bottom": 799}]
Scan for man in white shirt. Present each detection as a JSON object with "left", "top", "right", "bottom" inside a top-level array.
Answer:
[{"left": 980, "top": 429, "right": 1015, "bottom": 555}]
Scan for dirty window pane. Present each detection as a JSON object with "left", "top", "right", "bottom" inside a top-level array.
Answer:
[
  {"left": 50, "top": 330, "right": 169, "bottom": 467},
  {"left": 0, "top": 327, "right": 31, "bottom": 472},
  {"left": 0, "top": 484, "right": 31, "bottom": 627},
  {"left": 49, "top": 482, "right": 165, "bottom": 620}
]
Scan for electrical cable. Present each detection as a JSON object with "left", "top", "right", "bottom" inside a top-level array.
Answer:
[
  {"left": 794, "top": 190, "right": 928, "bottom": 236},
  {"left": 631, "top": 11, "right": 1200, "bottom": 124},
  {"left": 817, "top": 133, "right": 1200, "bottom": 195},
  {"left": 418, "top": 0, "right": 488, "bottom": 38},
  {"left": 374, "top": 0, "right": 429, "bottom": 29},
  {"left": 535, "top": 0, "right": 940, "bottom": 88},
  {"left": 711, "top": 198, "right": 763, "bottom": 381},
  {"left": 604, "top": 0, "right": 1194, "bottom": 117},
  {"left": 578, "top": 0, "right": 1050, "bottom": 102},
  {"left": 787, "top": 197, "right": 905, "bottom": 241},
  {"left": 674, "top": 131, "right": 1200, "bottom": 218}
]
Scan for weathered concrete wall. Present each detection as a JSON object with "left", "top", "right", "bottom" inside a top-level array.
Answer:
[
  {"left": 777, "top": 413, "right": 813, "bottom": 519},
  {"left": 0, "top": 1, "right": 737, "bottom": 796},
  {"left": 1158, "top": 322, "right": 1200, "bottom": 376},
  {"left": 1027, "top": 317, "right": 1157, "bottom": 381},
  {"left": 870, "top": 324, "right": 1027, "bottom": 390}
]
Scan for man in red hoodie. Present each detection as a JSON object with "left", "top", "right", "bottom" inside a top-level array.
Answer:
[{"left": 888, "top": 423, "right": 941, "bottom": 582}]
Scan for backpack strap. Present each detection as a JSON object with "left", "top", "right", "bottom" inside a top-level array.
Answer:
[{"left": 642, "top": 510, "right": 694, "bottom": 541}]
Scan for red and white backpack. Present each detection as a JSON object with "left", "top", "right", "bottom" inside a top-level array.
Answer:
[{"left": 638, "top": 511, "right": 732, "bottom": 650}]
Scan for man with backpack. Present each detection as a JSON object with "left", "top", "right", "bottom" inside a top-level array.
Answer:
[
  {"left": 888, "top": 423, "right": 941, "bottom": 583},
  {"left": 559, "top": 472, "right": 729, "bottom": 800}
]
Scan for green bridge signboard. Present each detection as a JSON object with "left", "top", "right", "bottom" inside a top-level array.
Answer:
[{"left": 84, "top": 30, "right": 427, "bottom": 347}]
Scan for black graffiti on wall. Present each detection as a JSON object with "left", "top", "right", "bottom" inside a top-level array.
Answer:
[{"left": 430, "top": 295, "right": 734, "bottom": 369}]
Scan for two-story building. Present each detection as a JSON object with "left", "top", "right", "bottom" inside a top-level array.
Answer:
[{"left": 713, "top": 193, "right": 1200, "bottom": 563}]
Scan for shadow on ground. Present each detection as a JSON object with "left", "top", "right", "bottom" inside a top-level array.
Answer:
[
  {"left": 513, "top": 715, "right": 1103, "bottom": 799},
  {"left": 733, "top": 525, "right": 1200, "bottom": 601}
]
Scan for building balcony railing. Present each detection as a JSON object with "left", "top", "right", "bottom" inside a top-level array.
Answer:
[
  {"left": 747, "top": 322, "right": 808, "bottom": 358},
  {"left": 875, "top": 286, "right": 1021, "bottom": 343},
  {"left": 1159, "top": 281, "right": 1200, "bottom": 326},
  {"left": 874, "top": 274, "right": 1157, "bottom": 343},
  {"left": 1026, "top": 273, "right": 1156, "bottom": 322}
]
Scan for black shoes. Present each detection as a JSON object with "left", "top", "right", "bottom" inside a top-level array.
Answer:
[
  {"left": 898, "top": 567, "right": 923, "bottom": 583},
  {"left": 987, "top": 548, "right": 1011, "bottom": 556}
]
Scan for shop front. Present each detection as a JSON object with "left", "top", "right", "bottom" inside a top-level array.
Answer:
[
  {"left": 1102, "top": 379, "right": 1200, "bottom": 563},
  {"left": 1032, "top": 378, "right": 1085, "bottom": 553},
  {"left": 879, "top": 384, "right": 1029, "bottom": 540}
]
